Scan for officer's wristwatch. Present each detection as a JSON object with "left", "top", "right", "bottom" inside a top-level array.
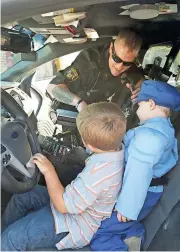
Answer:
[{"left": 75, "top": 99, "right": 84, "bottom": 110}]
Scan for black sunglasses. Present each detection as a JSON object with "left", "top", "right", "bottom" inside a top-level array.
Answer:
[{"left": 112, "top": 42, "right": 134, "bottom": 67}]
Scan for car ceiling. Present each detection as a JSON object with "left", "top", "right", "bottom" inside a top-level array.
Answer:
[{"left": 2, "top": 0, "right": 180, "bottom": 46}]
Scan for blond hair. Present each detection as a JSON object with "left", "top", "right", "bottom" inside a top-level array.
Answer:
[
  {"left": 116, "top": 29, "right": 142, "bottom": 53},
  {"left": 76, "top": 102, "right": 126, "bottom": 151}
]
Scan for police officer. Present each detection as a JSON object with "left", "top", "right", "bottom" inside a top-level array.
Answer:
[
  {"left": 51, "top": 29, "right": 144, "bottom": 118},
  {"left": 47, "top": 30, "right": 144, "bottom": 185}
]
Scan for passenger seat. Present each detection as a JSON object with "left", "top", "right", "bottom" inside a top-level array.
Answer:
[{"left": 143, "top": 132, "right": 180, "bottom": 250}]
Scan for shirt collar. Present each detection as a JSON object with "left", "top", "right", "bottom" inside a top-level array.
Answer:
[
  {"left": 140, "top": 116, "right": 170, "bottom": 126},
  {"left": 86, "top": 144, "right": 124, "bottom": 164}
]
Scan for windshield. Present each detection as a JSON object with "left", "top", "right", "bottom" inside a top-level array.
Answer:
[{"left": 1, "top": 38, "right": 180, "bottom": 90}]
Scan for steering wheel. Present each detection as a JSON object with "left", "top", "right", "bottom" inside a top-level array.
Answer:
[{"left": 1, "top": 89, "right": 41, "bottom": 193}]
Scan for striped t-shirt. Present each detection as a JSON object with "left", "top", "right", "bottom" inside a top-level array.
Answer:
[{"left": 51, "top": 147, "right": 124, "bottom": 250}]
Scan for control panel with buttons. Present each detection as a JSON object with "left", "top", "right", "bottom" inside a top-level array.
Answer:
[{"left": 1, "top": 145, "right": 11, "bottom": 167}]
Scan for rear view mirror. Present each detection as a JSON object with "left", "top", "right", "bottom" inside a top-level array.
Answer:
[{"left": 1, "top": 27, "right": 32, "bottom": 53}]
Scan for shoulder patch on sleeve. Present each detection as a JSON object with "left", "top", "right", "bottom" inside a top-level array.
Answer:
[{"left": 65, "top": 68, "right": 79, "bottom": 82}]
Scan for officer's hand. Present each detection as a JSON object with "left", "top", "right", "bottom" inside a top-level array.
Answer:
[
  {"left": 126, "top": 83, "right": 141, "bottom": 104},
  {"left": 131, "top": 87, "right": 141, "bottom": 104},
  {"left": 77, "top": 100, "right": 88, "bottom": 112},
  {"left": 117, "top": 212, "right": 131, "bottom": 222}
]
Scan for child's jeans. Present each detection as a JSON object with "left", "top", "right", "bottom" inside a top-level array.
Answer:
[{"left": 1, "top": 185, "right": 67, "bottom": 251}]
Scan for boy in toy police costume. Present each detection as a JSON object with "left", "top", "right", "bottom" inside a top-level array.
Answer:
[{"left": 91, "top": 80, "right": 180, "bottom": 251}]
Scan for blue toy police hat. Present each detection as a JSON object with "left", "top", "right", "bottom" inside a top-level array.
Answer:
[{"left": 135, "top": 80, "right": 180, "bottom": 111}]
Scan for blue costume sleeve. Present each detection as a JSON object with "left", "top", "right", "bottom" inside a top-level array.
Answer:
[{"left": 115, "top": 127, "right": 168, "bottom": 220}]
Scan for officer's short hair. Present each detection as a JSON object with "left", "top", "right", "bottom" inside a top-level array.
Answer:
[
  {"left": 76, "top": 102, "right": 126, "bottom": 151},
  {"left": 116, "top": 29, "right": 142, "bottom": 53}
]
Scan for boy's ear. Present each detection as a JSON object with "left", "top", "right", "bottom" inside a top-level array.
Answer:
[
  {"left": 82, "top": 140, "right": 99, "bottom": 152},
  {"left": 149, "top": 99, "right": 156, "bottom": 110},
  {"left": 86, "top": 144, "right": 95, "bottom": 152},
  {"left": 82, "top": 139, "right": 87, "bottom": 148}
]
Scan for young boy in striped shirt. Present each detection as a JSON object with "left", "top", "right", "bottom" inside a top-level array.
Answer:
[{"left": 2, "top": 102, "right": 126, "bottom": 251}]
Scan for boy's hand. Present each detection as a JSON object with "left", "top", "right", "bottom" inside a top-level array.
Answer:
[
  {"left": 33, "top": 153, "right": 54, "bottom": 175},
  {"left": 117, "top": 212, "right": 131, "bottom": 222}
]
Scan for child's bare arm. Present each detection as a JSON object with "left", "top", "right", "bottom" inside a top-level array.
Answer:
[{"left": 33, "top": 153, "right": 68, "bottom": 214}]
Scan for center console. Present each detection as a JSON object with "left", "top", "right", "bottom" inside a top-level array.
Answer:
[
  {"left": 56, "top": 108, "right": 78, "bottom": 128},
  {"left": 38, "top": 135, "right": 72, "bottom": 166},
  {"left": 38, "top": 133, "right": 89, "bottom": 172},
  {"left": 39, "top": 104, "right": 86, "bottom": 166}
]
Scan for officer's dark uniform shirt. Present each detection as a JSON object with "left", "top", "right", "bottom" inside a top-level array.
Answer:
[
  {"left": 51, "top": 44, "right": 144, "bottom": 128},
  {"left": 51, "top": 44, "right": 144, "bottom": 103}
]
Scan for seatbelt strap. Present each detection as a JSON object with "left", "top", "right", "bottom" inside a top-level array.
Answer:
[{"left": 150, "top": 175, "right": 169, "bottom": 186}]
